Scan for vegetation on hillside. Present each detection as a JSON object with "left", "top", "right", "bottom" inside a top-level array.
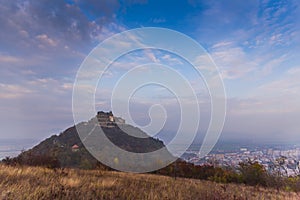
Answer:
[{"left": 154, "top": 159, "right": 300, "bottom": 192}]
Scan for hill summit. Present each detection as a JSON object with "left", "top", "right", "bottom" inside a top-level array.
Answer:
[{"left": 13, "top": 111, "right": 171, "bottom": 169}]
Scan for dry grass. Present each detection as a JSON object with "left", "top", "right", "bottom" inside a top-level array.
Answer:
[{"left": 0, "top": 164, "right": 299, "bottom": 200}]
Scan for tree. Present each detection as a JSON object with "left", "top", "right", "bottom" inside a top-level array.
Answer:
[{"left": 239, "top": 160, "right": 267, "bottom": 186}]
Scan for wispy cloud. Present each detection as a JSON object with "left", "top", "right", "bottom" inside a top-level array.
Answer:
[
  {"left": 0, "top": 83, "right": 33, "bottom": 99},
  {"left": 209, "top": 41, "right": 257, "bottom": 79},
  {"left": 36, "top": 34, "right": 58, "bottom": 47},
  {"left": 0, "top": 0, "right": 300, "bottom": 142},
  {"left": 194, "top": 0, "right": 299, "bottom": 80}
]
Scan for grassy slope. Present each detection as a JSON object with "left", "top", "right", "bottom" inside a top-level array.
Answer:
[{"left": 0, "top": 165, "right": 299, "bottom": 200}]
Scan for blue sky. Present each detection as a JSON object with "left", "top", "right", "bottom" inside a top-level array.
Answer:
[{"left": 0, "top": 0, "right": 300, "bottom": 143}]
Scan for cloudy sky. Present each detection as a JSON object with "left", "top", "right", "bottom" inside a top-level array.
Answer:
[{"left": 0, "top": 0, "right": 300, "bottom": 143}]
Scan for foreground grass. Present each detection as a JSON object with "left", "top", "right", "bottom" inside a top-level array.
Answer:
[{"left": 0, "top": 165, "right": 299, "bottom": 200}]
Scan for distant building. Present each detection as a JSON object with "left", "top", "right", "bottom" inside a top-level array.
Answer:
[
  {"left": 240, "top": 148, "right": 247, "bottom": 152},
  {"left": 96, "top": 111, "right": 125, "bottom": 128},
  {"left": 109, "top": 115, "right": 114, "bottom": 122},
  {"left": 97, "top": 111, "right": 112, "bottom": 127},
  {"left": 214, "top": 154, "right": 224, "bottom": 160},
  {"left": 72, "top": 144, "right": 79, "bottom": 152}
]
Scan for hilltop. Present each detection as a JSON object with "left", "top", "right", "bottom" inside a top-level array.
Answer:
[{"left": 9, "top": 111, "right": 171, "bottom": 169}]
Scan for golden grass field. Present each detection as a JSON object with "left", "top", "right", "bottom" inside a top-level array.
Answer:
[{"left": 0, "top": 164, "right": 299, "bottom": 200}]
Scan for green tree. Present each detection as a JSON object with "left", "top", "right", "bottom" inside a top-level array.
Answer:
[{"left": 239, "top": 160, "right": 267, "bottom": 186}]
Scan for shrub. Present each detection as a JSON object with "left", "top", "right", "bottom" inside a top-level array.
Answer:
[{"left": 238, "top": 160, "right": 268, "bottom": 186}]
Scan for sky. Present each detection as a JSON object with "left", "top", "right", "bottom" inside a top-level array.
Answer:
[{"left": 0, "top": 0, "right": 300, "bottom": 143}]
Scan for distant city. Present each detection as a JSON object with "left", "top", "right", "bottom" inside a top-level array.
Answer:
[{"left": 182, "top": 142, "right": 300, "bottom": 176}]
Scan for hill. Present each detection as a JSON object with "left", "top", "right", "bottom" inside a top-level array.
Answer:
[
  {"left": 10, "top": 111, "right": 172, "bottom": 169},
  {"left": 1, "top": 164, "right": 299, "bottom": 200}
]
